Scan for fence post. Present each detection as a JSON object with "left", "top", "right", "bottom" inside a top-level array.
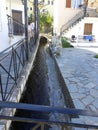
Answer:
[{"left": 24, "top": 0, "right": 29, "bottom": 60}]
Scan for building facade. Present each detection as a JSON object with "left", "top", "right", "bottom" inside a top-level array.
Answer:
[
  {"left": 0, "top": 0, "right": 24, "bottom": 52},
  {"left": 53, "top": 0, "right": 98, "bottom": 43},
  {"left": 0, "top": 0, "right": 9, "bottom": 51}
]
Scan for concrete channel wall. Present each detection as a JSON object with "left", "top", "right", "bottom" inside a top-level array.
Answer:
[{"left": 49, "top": 47, "right": 75, "bottom": 109}]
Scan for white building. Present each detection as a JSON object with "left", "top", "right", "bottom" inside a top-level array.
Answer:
[
  {"left": 0, "top": 0, "right": 9, "bottom": 51},
  {"left": 38, "top": 0, "right": 54, "bottom": 16},
  {"left": 0, "top": 0, "right": 24, "bottom": 52},
  {"left": 53, "top": 0, "right": 84, "bottom": 35},
  {"left": 53, "top": 0, "right": 98, "bottom": 44}
]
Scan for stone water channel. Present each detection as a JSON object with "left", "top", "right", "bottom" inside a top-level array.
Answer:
[{"left": 10, "top": 42, "right": 73, "bottom": 130}]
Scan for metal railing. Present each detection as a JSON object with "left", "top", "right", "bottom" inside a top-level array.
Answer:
[
  {"left": 60, "top": 10, "right": 84, "bottom": 35},
  {"left": 0, "top": 35, "right": 37, "bottom": 101},
  {"left": 0, "top": 101, "right": 98, "bottom": 130},
  {"left": 7, "top": 15, "right": 25, "bottom": 37},
  {"left": 60, "top": 7, "right": 98, "bottom": 36},
  {"left": 0, "top": 0, "right": 39, "bottom": 102}
]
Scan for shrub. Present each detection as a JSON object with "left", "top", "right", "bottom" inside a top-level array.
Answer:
[
  {"left": 94, "top": 54, "right": 98, "bottom": 58},
  {"left": 61, "top": 37, "right": 73, "bottom": 48}
]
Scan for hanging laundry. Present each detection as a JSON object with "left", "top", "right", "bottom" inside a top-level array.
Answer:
[{"left": 71, "top": 0, "right": 83, "bottom": 9}]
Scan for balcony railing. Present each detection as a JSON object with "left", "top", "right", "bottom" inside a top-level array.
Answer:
[
  {"left": 7, "top": 15, "right": 25, "bottom": 37},
  {"left": 60, "top": 10, "right": 84, "bottom": 35},
  {"left": 60, "top": 7, "right": 98, "bottom": 36}
]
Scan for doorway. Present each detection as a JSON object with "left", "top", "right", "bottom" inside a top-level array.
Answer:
[
  {"left": 84, "top": 23, "right": 93, "bottom": 35},
  {"left": 12, "top": 10, "right": 23, "bottom": 35}
]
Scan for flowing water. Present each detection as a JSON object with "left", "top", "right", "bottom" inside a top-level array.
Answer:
[{"left": 10, "top": 43, "right": 69, "bottom": 130}]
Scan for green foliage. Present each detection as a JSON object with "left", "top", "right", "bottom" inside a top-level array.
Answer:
[
  {"left": 28, "top": 14, "right": 34, "bottom": 24},
  {"left": 94, "top": 54, "right": 98, "bottom": 58},
  {"left": 40, "top": 12, "right": 53, "bottom": 33},
  {"left": 61, "top": 37, "right": 73, "bottom": 48}
]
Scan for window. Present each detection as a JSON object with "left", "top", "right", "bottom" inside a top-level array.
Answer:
[
  {"left": 48, "top": 0, "right": 50, "bottom": 4},
  {"left": 66, "top": 0, "right": 71, "bottom": 8},
  {"left": 30, "top": 7, "right": 32, "bottom": 10},
  {"left": 12, "top": 10, "right": 24, "bottom": 35},
  {"left": 51, "top": 1, "right": 53, "bottom": 5},
  {"left": 42, "top": 9, "right": 45, "bottom": 12}
]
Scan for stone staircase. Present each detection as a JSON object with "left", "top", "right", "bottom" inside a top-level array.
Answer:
[
  {"left": 60, "top": 8, "right": 98, "bottom": 40},
  {"left": 60, "top": 10, "right": 84, "bottom": 35},
  {"left": 63, "top": 17, "right": 98, "bottom": 43}
]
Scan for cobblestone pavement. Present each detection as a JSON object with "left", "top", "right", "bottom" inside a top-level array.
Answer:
[{"left": 56, "top": 48, "right": 98, "bottom": 126}]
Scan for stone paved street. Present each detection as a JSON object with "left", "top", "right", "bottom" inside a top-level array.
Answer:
[{"left": 56, "top": 47, "right": 98, "bottom": 126}]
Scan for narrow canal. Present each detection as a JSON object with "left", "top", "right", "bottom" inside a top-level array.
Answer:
[{"left": 10, "top": 40, "right": 71, "bottom": 130}]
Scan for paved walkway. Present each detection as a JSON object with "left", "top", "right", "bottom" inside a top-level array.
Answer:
[{"left": 56, "top": 47, "right": 98, "bottom": 126}]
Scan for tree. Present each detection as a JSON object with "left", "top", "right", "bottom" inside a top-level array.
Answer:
[{"left": 40, "top": 11, "right": 53, "bottom": 33}]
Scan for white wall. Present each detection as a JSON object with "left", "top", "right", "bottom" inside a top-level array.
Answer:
[
  {"left": 53, "top": 0, "right": 81, "bottom": 35},
  {"left": 53, "top": 0, "right": 60, "bottom": 34},
  {"left": 53, "top": 0, "right": 69, "bottom": 35},
  {"left": 0, "top": 0, "right": 9, "bottom": 52},
  {"left": 92, "top": 18, "right": 98, "bottom": 42},
  {"left": 0, "top": 0, "right": 25, "bottom": 52},
  {"left": 6, "top": 0, "right": 24, "bottom": 46},
  {"left": 65, "top": 17, "right": 98, "bottom": 42},
  {"left": 6, "top": 0, "right": 24, "bottom": 17}
]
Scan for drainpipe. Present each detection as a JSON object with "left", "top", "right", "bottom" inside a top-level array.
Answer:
[
  {"left": 34, "top": 0, "right": 39, "bottom": 41},
  {"left": 9, "top": 0, "right": 12, "bottom": 45},
  {"left": 84, "top": 0, "right": 88, "bottom": 17}
]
